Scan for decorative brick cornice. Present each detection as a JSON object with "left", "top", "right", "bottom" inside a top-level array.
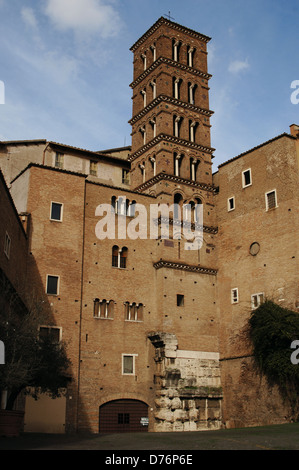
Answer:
[
  {"left": 133, "top": 172, "right": 217, "bottom": 194},
  {"left": 130, "top": 16, "right": 211, "bottom": 53},
  {"left": 129, "top": 134, "right": 215, "bottom": 162},
  {"left": 153, "top": 260, "right": 217, "bottom": 276},
  {"left": 154, "top": 216, "right": 218, "bottom": 234},
  {"left": 130, "top": 56, "right": 212, "bottom": 89},
  {"left": 129, "top": 95, "right": 213, "bottom": 125}
]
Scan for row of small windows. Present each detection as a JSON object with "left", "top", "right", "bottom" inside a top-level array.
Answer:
[
  {"left": 138, "top": 153, "right": 201, "bottom": 182},
  {"left": 139, "top": 116, "right": 200, "bottom": 146},
  {"left": 94, "top": 299, "right": 144, "bottom": 322},
  {"left": 139, "top": 79, "right": 197, "bottom": 108},
  {"left": 227, "top": 168, "right": 278, "bottom": 212},
  {"left": 231, "top": 288, "right": 265, "bottom": 309},
  {"left": 140, "top": 41, "right": 196, "bottom": 71},
  {"left": 228, "top": 191, "right": 278, "bottom": 212}
]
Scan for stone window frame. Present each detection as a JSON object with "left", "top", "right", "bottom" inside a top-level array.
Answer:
[
  {"left": 46, "top": 274, "right": 60, "bottom": 296},
  {"left": 242, "top": 168, "right": 252, "bottom": 188},
  {"left": 227, "top": 196, "right": 235, "bottom": 212},
  {"left": 251, "top": 292, "right": 265, "bottom": 309},
  {"left": 265, "top": 189, "right": 278, "bottom": 211},
  {"left": 50, "top": 201, "right": 63, "bottom": 222},
  {"left": 231, "top": 288, "right": 239, "bottom": 304},
  {"left": 122, "top": 353, "right": 138, "bottom": 375}
]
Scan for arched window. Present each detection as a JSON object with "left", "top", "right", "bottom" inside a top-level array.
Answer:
[
  {"left": 187, "top": 46, "right": 195, "bottom": 67},
  {"left": 188, "top": 82, "right": 197, "bottom": 105},
  {"left": 172, "top": 39, "right": 181, "bottom": 61},
  {"left": 112, "top": 245, "right": 119, "bottom": 267},
  {"left": 111, "top": 196, "right": 117, "bottom": 213},
  {"left": 124, "top": 302, "right": 144, "bottom": 321},
  {"left": 94, "top": 298, "right": 114, "bottom": 319},
  {"left": 112, "top": 245, "right": 128, "bottom": 268},
  {"left": 120, "top": 247, "right": 128, "bottom": 269},
  {"left": 173, "top": 115, "right": 182, "bottom": 138},
  {"left": 189, "top": 120, "right": 198, "bottom": 142},
  {"left": 150, "top": 156, "right": 156, "bottom": 176},
  {"left": 174, "top": 192, "right": 183, "bottom": 220},
  {"left": 190, "top": 158, "right": 200, "bottom": 181},
  {"left": 174, "top": 153, "right": 183, "bottom": 177},
  {"left": 150, "top": 80, "right": 156, "bottom": 99},
  {"left": 173, "top": 77, "right": 181, "bottom": 100}
]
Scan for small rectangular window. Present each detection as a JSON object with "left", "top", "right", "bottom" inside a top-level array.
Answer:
[
  {"left": 231, "top": 288, "right": 239, "bottom": 304},
  {"left": 242, "top": 169, "right": 252, "bottom": 188},
  {"left": 228, "top": 197, "right": 235, "bottom": 211},
  {"left": 39, "top": 326, "right": 61, "bottom": 343},
  {"left": 4, "top": 232, "right": 11, "bottom": 259},
  {"left": 90, "top": 161, "right": 97, "bottom": 176},
  {"left": 251, "top": 293, "right": 264, "bottom": 309},
  {"left": 265, "top": 190, "right": 277, "bottom": 210},
  {"left": 122, "top": 169, "right": 129, "bottom": 185},
  {"left": 50, "top": 202, "right": 63, "bottom": 221},
  {"left": 55, "top": 153, "right": 64, "bottom": 169},
  {"left": 122, "top": 354, "right": 137, "bottom": 375},
  {"left": 177, "top": 294, "right": 184, "bottom": 306},
  {"left": 46, "top": 275, "right": 59, "bottom": 295}
]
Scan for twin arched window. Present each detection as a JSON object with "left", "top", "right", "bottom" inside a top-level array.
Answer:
[{"left": 112, "top": 245, "right": 128, "bottom": 269}]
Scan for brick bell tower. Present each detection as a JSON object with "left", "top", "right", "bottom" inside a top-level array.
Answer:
[{"left": 129, "top": 16, "right": 215, "bottom": 201}]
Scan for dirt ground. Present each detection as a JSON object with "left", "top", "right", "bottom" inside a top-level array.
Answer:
[{"left": 0, "top": 422, "right": 298, "bottom": 451}]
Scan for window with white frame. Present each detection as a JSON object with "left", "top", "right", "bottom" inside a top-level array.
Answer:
[
  {"left": 265, "top": 190, "right": 277, "bottom": 210},
  {"left": 231, "top": 288, "right": 239, "bottom": 304},
  {"left": 122, "top": 354, "right": 138, "bottom": 375},
  {"left": 50, "top": 202, "right": 63, "bottom": 221},
  {"left": 4, "top": 232, "right": 11, "bottom": 259},
  {"left": 46, "top": 275, "right": 59, "bottom": 295},
  {"left": 242, "top": 169, "right": 252, "bottom": 188},
  {"left": 251, "top": 293, "right": 264, "bottom": 309},
  {"left": 228, "top": 197, "right": 235, "bottom": 211}
]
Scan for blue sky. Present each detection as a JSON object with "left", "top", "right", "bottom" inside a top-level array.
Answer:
[{"left": 0, "top": 0, "right": 298, "bottom": 169}]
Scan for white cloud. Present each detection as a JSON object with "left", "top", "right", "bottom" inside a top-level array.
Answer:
[
  {"left": 44, "top": 0, "right": 122, "bottom": 38},
  {"left": 228, "top": 59, "right": 250, "bottom": 74},
  {"left": 21, "top": 7, "right": 38, "bottom": 29}
]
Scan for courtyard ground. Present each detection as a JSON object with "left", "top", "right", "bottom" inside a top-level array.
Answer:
[{"left": 0, "top": 422, "right": 298, "bottom": 451}]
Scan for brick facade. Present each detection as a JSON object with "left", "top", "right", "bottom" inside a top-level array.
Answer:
[{"left": 1, "top": 17, "right": 299, "bottom": 433}]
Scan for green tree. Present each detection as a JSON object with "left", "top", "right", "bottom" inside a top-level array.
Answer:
[
  {"left": 0, "top": 274, "right": 71, "bottom": 410},
  {"left": 248, "top": 300, "right": 299, "bottom": 420}
]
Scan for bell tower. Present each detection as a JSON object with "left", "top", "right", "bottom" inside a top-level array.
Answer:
[{"left": 129, "top": 16, "right": 215, "bottom": 196}]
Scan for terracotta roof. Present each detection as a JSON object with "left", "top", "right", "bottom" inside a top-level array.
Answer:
[
  {"left": 218, "top": 132, "right": 296, "bottom": 169},
  {"left": 130, "top": 16, "right": 211, "bottom": 52}
]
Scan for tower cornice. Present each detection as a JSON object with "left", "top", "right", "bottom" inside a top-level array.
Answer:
[
  {"left": 133, "top": 172, "right": 217, "bottom": 194},
  {"left": 130, "top": 56, "right": 212, "bottom": 89},
  {"left": 129, "top": 94, "right": 214, "bottom": 125},
  {"left": 130, "top": 16, "right": 211, "bottom": 52},
  {"left": 128, "top": 133, "right": 215, "bottom": 162}
]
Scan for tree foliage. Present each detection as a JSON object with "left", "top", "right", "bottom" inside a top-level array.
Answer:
[
  {"left": 248, "top": 300, "right": 299, "bottom": 419},
  {"left": 0, "top": 274, "right": 71, "bottom": 410}
]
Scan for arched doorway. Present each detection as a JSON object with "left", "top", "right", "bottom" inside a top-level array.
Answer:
[{"left": 99, "top": 399, "right": 148, "bottom": 433}]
